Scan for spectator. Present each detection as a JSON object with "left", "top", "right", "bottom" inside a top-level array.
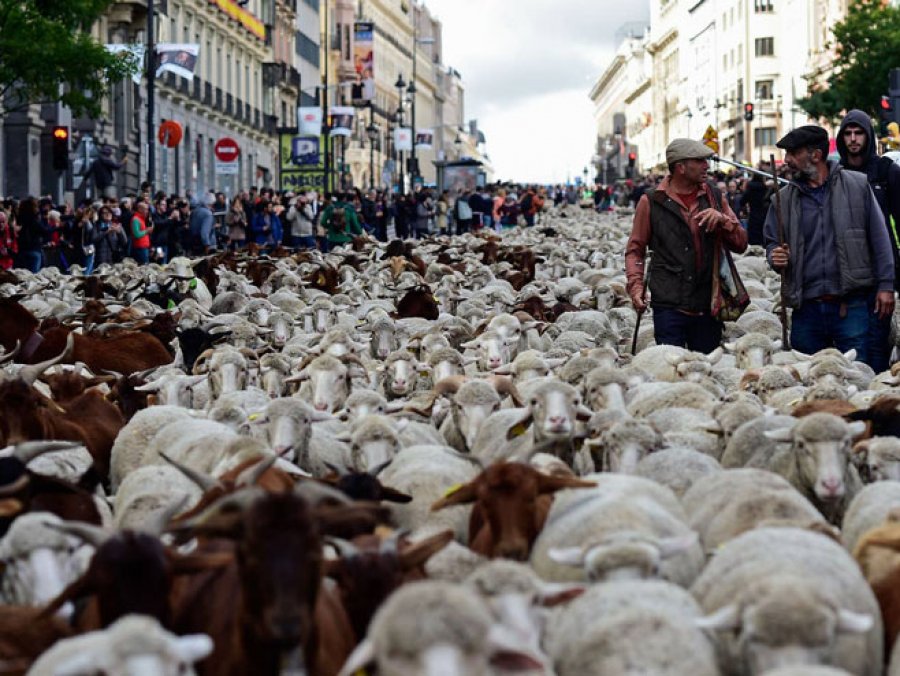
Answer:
[
  {"left": 190, "top": 192, "right": 216, "bottom": 254},
  {"left": 225, "top": 195, "right": 248, "bottom": 250},
  {"left": 0, "top": 209, "right": 17, "bottom": 271},
  {"left": 250, "top": 199, "right": 283, "bottom": 248},
  {"left": 285, "top": 193, "right": 316, "bottom": 250},
  {"left": 92, "top": 205, "right": 128, "bottom": 267},
  {"left": 85, "top": 146, "right": 127, "bottom": 199},
  {"left": 74, "top": 207, "right": 97, "bottom": 274},
  {"left": 129, "top": 199, "right": 153, "bottom": 264},
  {"left": 15, "top": 197, "right": 49, "bottom": 272},
  {"left": 454, "top": 190, "right": 473, "bottom": 235}
]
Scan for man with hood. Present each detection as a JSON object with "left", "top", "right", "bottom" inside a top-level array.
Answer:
[
  {"left": 766, "top": 125, "right": 895, "bottom": 368},
  {"left": 84, "top": 146, "right": 127, "bottom": 199},
  {"left": 837, "top": 109, "right": 900, "bottom": 372}
]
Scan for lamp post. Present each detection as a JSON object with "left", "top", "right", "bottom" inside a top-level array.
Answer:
[
  {"left": 395, "top": 73, "right": 407, "bottom": 195},
  {"left": 367, "top": 119, "right": 378, "bottom": 190},
  {"left": 408, "top": 14, "right": 435, "bottom": 190},
  {"left": 454, "top": 134, "right": 462, "bottom": 160}
]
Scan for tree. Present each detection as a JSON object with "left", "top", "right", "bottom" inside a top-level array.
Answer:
[
  {"left": 0, "top": 0, "right": 140, "bottom": 118},
  {"left": 797, "top": 0, "right": 900, "bottom": 123}
]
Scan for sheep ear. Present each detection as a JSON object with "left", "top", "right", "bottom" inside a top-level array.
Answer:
[
  {"left": 852, "top": 439, "right": 871, "bottom": 463},
  {"left": 575, "top": 404, "right": 594, "bottom": 422},
  {"left": 657, "top": 532, "right": 698, "bottom": 558},
  {"left": 393, "top": 417, "right": 410, "bottom": 434},
  {"left": 536, "top": 582, "right": 585, "bottom": 607},
  {"left": 707, "top": 347, "right": 724, "bottom": 364},
  {"left": 843, "top": 349, "right": 858, "bottom": 362},
  {"left": 772, "top": 339, "right": 783, "bottom": 351},
  {"left": 430, "top": 481, "right": 479, "bottom": 510},
  {"left": 334, "top": 431, "right": 352, "bottom": 443},
  {"left": 836, "top": 609, "right": 873, "bottom": 634},
  {"left": 763, "top": 428, "right": 794, "bottom": 442},
  {"left": 847, "top": 421, "right": 867, "bottom": 438},
  {"left": 338, "top": 639, "right": 375, "bottom": 676},
  {"left": 547, "top": 546, "right": 585, "bottom": 567},
  {"left": 173, "top": 634, "right": 215, "bottom": 663},
  {"left": 398, "top": 529, "right": 454, "bottom": 571},
  {"left": 695, "top": 604, "right": 741, "bottom": 632},
  {"left": 665, "top": 353, "right": 682, "bottom": 365},
  {"left": 507, "top": 411, "right": 533, "bottom": 440},
  {"left": 792, "top": 349, "right": 811, "bottom": 360},
  {"left": 536, "top": 474, "right": 596, "bottom": 495}
]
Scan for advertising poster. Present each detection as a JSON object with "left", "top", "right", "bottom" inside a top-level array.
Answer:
[
  {"left": 279, "top": 132, "right": 331, "bottom": 193},
  {"left": 156, "top": 43, "right": 200, "bottom": 80},
  {"left": 352, "top": 22, "right": 375, "bottom": 103}
]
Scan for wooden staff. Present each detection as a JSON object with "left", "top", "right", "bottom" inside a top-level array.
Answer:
[{"left": 769, "top": 153, "right": 790, "bottom": 350}]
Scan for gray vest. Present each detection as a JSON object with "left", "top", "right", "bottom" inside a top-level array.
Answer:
[{"left": 777, "top": 166, "right": 876, "bottom": 307}]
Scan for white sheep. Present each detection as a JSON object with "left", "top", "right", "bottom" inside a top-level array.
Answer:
[
  {"left": 634, "top": 447, "right": 723, "bottom": 498},
  {"left": 692, "top": 527, "right": 881, "bottom": 676},
  {"left": 842, "top": 481, "right": 900, "bottom": 554},
  {"left": 109, "top": 405, "right": 193, "bottom": 491},
  {"left": 852, "top": 437, "right": 900, "bottom": 483}
]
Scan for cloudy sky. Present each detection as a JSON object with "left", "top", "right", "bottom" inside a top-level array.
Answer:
[{"left": 425, "top": 0, "right": 650, "bottom": 184}]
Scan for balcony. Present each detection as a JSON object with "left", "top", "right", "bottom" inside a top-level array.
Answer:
[
  {"left": 226, "top": 93, "right": 233, "bottom": 115},
  {"left": 264, "top": 114, "right": 278, "bottom": 135},
  {"left": 286, "top": 66, "right": 301, "bottom": 90},
  {"left": 215, "top": 87, "right": 223, "bottom": 111},
  {"left": 254, "top": 109, "right": 261, "bottom": 127},
  {"left": 245, "top": 102, "right": 252, "bottom": 120},
  {"left": 262, "top": 62, "right": 283, "bottom": 88},
  {"left": 192, "top": 78, "right": 201, "bottom": 100},
  {"left": 234, "top": 99, "right": 244, "bottom": 122},
  {"left": 204, "top": 82, "right": 212, "bottom": 105},
  {"left": 178, "top": 78, "right": 188, "bottom": 94}
]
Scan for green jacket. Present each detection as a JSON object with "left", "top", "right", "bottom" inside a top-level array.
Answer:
[{"left": 321, "top": 201, "right": 362, "bottom": 243}]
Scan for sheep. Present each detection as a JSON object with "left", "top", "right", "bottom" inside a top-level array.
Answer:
[
  {"left": 588, "top": 418, "right": 663, "bottom": 473},
  {"left": 530, "top": 474, "right": 702, "bottom": 586},
  {"left": 714, "top": 397, "right": 767, "bottom": 447},
  {"left": 424, "top": 346, "right": 469, "bottom": 385},
  {"left": 0, "top": 512, "right": 91, "bottom": 610},
  {"left": 492, "top": 350, "right": 564, "bottom": 385},
  {"left": 290, "top": 353, "right": 367, "bottom": 413},
  {"left": 470, "top": 379, "right": 593, "bottom": 467},
  {"left": 460, "top": 329, "right": 512, "bottom": 372},
  {"left": 692, "top": 527, "right": 881, "bottom": 676},
  {"left": 376, "top": 444, "right": 482, "bottom": 542},
  {"left": 28, "top": 614, "right": 212, "bottom": 676},
  {"left": 842, "top": 481, "right": 900, "bottom": 554},
  {"left": 724, "top": 332, "right": 782, "bottom": 369},
  {"left": 555, "top": 354, "right": 601, "bottom": 390},
  {"left": 626, "top": 381, "right": 719, "bottom": 417},
  {"left": 544, "top": 580, "right": 720, "bottom": 676},
  {"left": 378, "top": 350, "right": 425, "bottom": 400},
  {"left": 426, "top": 377, "right": 518, "bottom": 454},
  {"left": 645, "top": 407, "right": 724, "bottom": 459},
  {"left": 248, "top": 397, "right": 333, "bottom": 467},
  {"left": 720, "top": 414, "right": 797, "bottom": 468},
  {"left": 760, "top": 413, "right": 866, "bottom": 524},
  {"left": 112, "top": 464, "right": 202, "bottom": 532},
  {"left": 258, "top": 352, "right": 292, "bottom": 398},
  {"left": 682, "top": 469, "right": 828, "bottom": 554},
  {"left": 635, "top": 447, "right": 723, "bottom": 498},
  {"left": 109, "top": 405, "right": 193, "bottom": 491},
  {"left": 852, "top": 437, "right": 900, "bottom": 483},
  {"left": 334, "top": 414, "right": 406, "bottom": 472},
  {"left": 338, "top": 580, "right": 547, "bottom": 676},
  {"left": 735, "top": 309, "right": 785, "bottom": 340},
  {"left": 630, "top": 344, "right": 691, "bottom": 382}
]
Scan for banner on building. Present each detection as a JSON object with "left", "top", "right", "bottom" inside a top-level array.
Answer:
[
  {"left": 298, "top": 107, "right": 323, "bottom": 136},
  {"left": 156, "top": 43, "right": 200, "bottom": 80},
  {"left": 279, "top": 132, "right": 332, "bottom": 193},
  {"left": 394, "top": 127, "right": 412, "bottom": 152},
  {"left": 105, "top": 44, "right": 146, "bottom": 84},
  {"left": 352, "top": 21, "right": 375, "bottom": 104},
  {"left": 208, "top": 0, "right": 265, "bottom": 40},
  {"left": 414, "top": 129, "right": 434, "bottom": 150},
  {"left": 329, "top": 107, "right": 355, "bottom": 137}
]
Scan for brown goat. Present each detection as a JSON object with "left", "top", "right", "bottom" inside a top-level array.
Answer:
[
  {"left": 432, "top": 463, "right": 595, "bottom": 560},
  {"left": 852, "top": 518, "right": 900, "bottom": 660},
  {"left": 394, "top": 284, "right": 439, "bottom": 320}
]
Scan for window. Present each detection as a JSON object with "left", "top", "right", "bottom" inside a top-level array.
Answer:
[
  {"left": 302, "top": 0, "right": 319, "bottom": 9},
  {"left": 755, "top": 37, "right": 774, "bottom": 56},
  {"left": 723, "top": 54, "right": 728, "bottom": 70},
  {"left": 755, "top": 0, "right": 773, "bottom": 11},
  {"left": 756, "top": 79, "right": 774, "bottom": 100},
  {"left": 206, "top": 38, "right": 212, "bottom": 81},
  {"left": 755, "top": 127, "right": 777, "bottom": 147},
  {"left": 296, "top": 31, "right": 320, "bottom": 67}
]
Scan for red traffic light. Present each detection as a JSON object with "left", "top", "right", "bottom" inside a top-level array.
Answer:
[
  {"left": 52, "top": 126, "right": 69, "bottom": 140},
  {"left": 882, "top": 96, "right": 893, "bottom": 111},
  {"left": 744, "top": 103, "right": 754, "bottom": 113},
  {"left": 628, "top": 152, "right": 636, "bottom": 161}
]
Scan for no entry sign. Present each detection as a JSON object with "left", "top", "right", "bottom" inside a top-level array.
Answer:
[{"left": 214, "top": 137, "right": 240, "bottom": 162}]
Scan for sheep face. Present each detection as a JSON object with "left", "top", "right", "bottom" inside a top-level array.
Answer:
[
  {"left": 368, "top": 324, "right": 397, "bottom": 360},
  {"left": 267, "top": 313, "right": 294, "bottom": 347},
  {"left": 461, "top": 331, "right": 511, "bottom": 372},
  {"left": 696, "top": 578, "right": 873, "bottom": 675},
  {"left": 348, "top": 417, "right": 404, "bottom": 472},
  {"left": 304, "top": 361, "right": 351, "bottom": 413},
  {"left": 526, "top": 383, "right": 591, "bottom": 442},
  {"left": 260, "top": 368, "right": 287, "bottom": 399},
  {"left": 136, "top": 375, "right": 205, "bottom": 408},
  {"left": 254, "top": 399, "right": 330, "bottom": 461},
  {"left": 852, "top": 438, "right": 900, "bottom": 483},
  {"left": 382, "top": 356, "right": 419, "bottom": 398}
]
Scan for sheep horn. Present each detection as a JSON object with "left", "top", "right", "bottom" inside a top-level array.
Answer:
[
  {"left": 488, "top": 375, "right": 524, "bottom": 408},
  {"left": 0, "top": 341, "right": 21, "bottom": 366},
  {"left": 294, "top": 480, "right": 352, "bottom": 505},
  {"left": 13, "top": 440, "right": 84, "bottom": 464},
  {"left": 46, "top": 520, "right": 111, "bottom": 548},
  {"left": 235, "top": 454, "right": 279, "bottom": 488},
  {"left": 143, "top": 494, "right": 190, "bottom": 536},
  {"left": 159, "top": 451, "right": 222, "bottom": 493},
  {"left": 368, "top": 458, "right": 393, "bottom": 476},
  {"left": 18, "top": 332, "right": 75, "bottom": 386}
]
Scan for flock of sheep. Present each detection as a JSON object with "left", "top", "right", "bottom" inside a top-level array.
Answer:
[{"left": 3, "top": 203, "right": 900, "bottom": 675}]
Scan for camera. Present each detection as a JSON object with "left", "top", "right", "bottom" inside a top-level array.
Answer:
[{"left": 100, "top": 222, "right": 110, "bottom": 232}]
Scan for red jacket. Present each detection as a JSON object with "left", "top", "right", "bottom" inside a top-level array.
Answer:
[{"left": 131, "top": 213, "right": 151, "bottom": 249}]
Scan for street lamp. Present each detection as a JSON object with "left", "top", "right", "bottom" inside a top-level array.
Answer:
[
  {"left": 395, "top": 74, "right": 407, "bottom": 194},
  {"left": 367, "top": 120, "right": 379, "bottom": 190}
]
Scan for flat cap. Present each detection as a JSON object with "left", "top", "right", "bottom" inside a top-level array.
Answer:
[
  {"left": 666, "top": 138, "right": 714, "bottom": 165},
  {"left": 776, "top": 125, "right": 829, "bottom": 151}
]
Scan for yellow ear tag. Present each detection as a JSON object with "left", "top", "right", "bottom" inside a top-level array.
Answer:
[
  {"left": 510, "top": 423, "right": 528, "bottom": 438},
  {"left": 444, "top": 483, "right": 463, "bottom": 498},
  {"left": 317, "top": 274, "right": 326, "bottom": 284},
  {"left": 247, "top": 413, "right": 260, "bottom": 421}
]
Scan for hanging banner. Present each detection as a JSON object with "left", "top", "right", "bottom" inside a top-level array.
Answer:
[
  {"left": 394, "top": 127, "right": 412, "bottom": 152},
  {"left": 414, "top": 129, "right": 434, "bottom": 150},
  {"left": 156, "top": 43, "right": 200, "bottom": 80},
  {"left": 298, "top": 107, "right": 323, "bottom": 136},
  {"left": 105, "top": 44, "right": 145, "bottom": 84},
  {"left": 352, "top": 21, "right": 375, "bottom": 104},
  {"left": 329, "top": 106, "right": 354, "bottom": 137},
  {"left": 207, "top": 0, "right": 266, "bottom": 40}
]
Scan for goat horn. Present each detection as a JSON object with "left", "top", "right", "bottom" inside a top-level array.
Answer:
[
  {"left": 368, "top": 458, "right": 393, "bottom": 476},
  {"left": 487, "top": 375, "right": 524, "bottom": 408},
  {"left": 13, "top": 440, "right": 83, "bottom": 464},
  {"left": 380, "top": 527, "right": 409, "bottom": 556},
  {"left": 235, "top": 454, "right": 279, "bottom": 488},
  {"left": 323, "top": 461, "right": 348, "bottom": 477},
  {"left": 159, "top": 452, "right": 222, "bottom": 493},
  {"left": 326, "top": 537, "right": 360, "bottom": 559},
  {"left": 46, "top": 520, "right": 111, "bottom": 548},
  {"left": 143, "top": 494, "right": 190, "bottom": 537},
  {"left": 0, "top": 341, "right": 21, "bottom": 366},
  {"left": 18, "top": 332, "right": 75, "bottom": 386},
  {"left": 294, "top": 480, "right": 352, "bottom": 505}
]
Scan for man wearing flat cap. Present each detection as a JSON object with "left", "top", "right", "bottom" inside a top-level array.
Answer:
[
  {"left": 626, "top": 138, "right": 748, "bottom": 353},
  {"left": 765, "top": 125, "right": 895, "bottom": 367}
]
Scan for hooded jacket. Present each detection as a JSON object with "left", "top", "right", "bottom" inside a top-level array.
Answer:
[{"left": 838, "top": 109, "right": 900, "bottom": 288}]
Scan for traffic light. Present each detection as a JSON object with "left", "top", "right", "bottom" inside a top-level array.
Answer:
[
  {"left": 880, "top": 95, "right": 894, "bottom": 136},
  {"left": 628, "top": 152, "right": 636, "bottom": 168},
  {"left": 743, "top": 103, "right": 754, "bottom": 122},
  {"left": 51, "top": 126, "right": 69, "bottom": 171}
]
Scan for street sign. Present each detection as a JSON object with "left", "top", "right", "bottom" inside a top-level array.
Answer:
[
  {"left": 214, "top": 137, "right": 240, "bottom": 162},
  {"left": 702, "top": 125, "right": 720, "bottom": 154},
  {"left": 215, "top": 160, "right": 239, "bottom": 175}
]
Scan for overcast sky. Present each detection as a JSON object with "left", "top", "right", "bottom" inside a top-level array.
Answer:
[{"left": 425, "top": 0, "right": 650, "bottom": 184}]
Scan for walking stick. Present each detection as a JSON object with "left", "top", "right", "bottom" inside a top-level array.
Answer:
[
  {"left": 769, "top": 154, "right": 790, "bottom": 350},
  {"left": 631, "top": 266, "right": 651, "bottom": 355}
]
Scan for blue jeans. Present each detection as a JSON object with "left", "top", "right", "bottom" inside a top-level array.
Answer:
[
  {"left": 868, "top": 308, "right": 892, "bottom": 374},
  {"left": 652, "top": 307, "right": 723, "bottom": 354},
  {"left": 18, "top": 249, "right": 42, "bottom": 273},
  {"left": 83, "top": 253, "right": 95, "bottom": 275},
  {"left": 132, "top": 247, "right": 150, "bottom": 264},
  {"left": 292, "top": 235, "right": 316, "bottom": 250},
  {"left": 790, "top": 295, "right": 870, "bottom": 365}
]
